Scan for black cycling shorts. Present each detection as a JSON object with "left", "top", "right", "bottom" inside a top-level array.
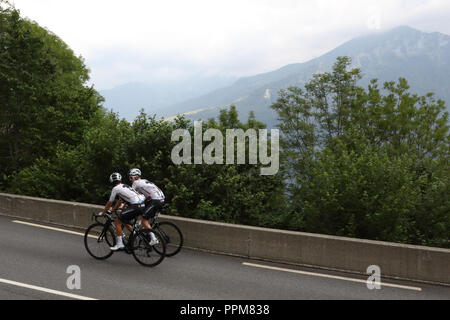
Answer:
[
  {"left": 118, "top": 204, "right": 145, "bottom": 224},
  {"left": 142, "top": 199, "right": 164, "bottom": 220}
]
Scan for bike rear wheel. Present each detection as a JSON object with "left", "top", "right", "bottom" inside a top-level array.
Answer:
[
  {"left": 131, "top": 229, "right": 166, "bottom": 267},
  {"left": 154, "top": 222, "right": 183, "bottom": 257},
  {"left": 84, "top": 223, "right": 115, "bottom": 260}
]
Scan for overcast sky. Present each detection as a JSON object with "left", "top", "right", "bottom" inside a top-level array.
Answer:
[{"left": 10, "top": 0, "right": 450, "bottom": 90}]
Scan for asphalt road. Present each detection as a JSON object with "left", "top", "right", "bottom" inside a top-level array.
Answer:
[{"left": 0, "top": 214, "right": 448, "bottom": 300}]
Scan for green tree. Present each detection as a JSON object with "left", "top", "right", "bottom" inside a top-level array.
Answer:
[
  {"left": 0, "top": 2, "right": 102, "bottom": 189},
  {"left": 272, "top": 57, "right": 450, "bottom": 247},
  {"left": 166, "top": 106, "right": 289, "bottom": 228}
]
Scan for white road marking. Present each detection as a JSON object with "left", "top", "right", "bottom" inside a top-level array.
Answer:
[
  {"left": 0, "top": 278, "right": 98, "bottom": 300},
  {"left": 12, "top": 220, "right": 96, "bottom": 238},
  {"left": 243, "top": 262, "right": 422, "bottom": 292}
]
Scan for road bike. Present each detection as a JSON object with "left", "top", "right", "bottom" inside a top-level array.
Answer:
[{"left": 84, "top": 211, "right": 166, "bottom": 267}]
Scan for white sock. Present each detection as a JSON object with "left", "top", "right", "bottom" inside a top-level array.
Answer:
[
  {"left": 116, "top": 236, "right": 123, "bottom": 246},
  {"left": 150, "top": 233, "right": 157, "bottom": 241}
]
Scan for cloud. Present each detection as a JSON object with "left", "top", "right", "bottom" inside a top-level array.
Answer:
[{"left": 11, "top": 0, "right": 450, "bottom": 89}]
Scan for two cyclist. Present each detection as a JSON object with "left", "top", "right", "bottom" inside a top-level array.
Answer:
[{"left": 100, "top": 169, "right": 164, "bottom": 251}]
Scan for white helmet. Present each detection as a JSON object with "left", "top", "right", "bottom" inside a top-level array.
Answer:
[
  {"left": 129, "top": 168, "right": 142, "bottom": 177},
  {"left": 109, "top": 173, "right": 122, "bottom": 184}
]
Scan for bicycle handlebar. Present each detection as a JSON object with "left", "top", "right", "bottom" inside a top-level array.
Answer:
[{"left": 92, "top": 212, "right": 114, "bottom": 224}]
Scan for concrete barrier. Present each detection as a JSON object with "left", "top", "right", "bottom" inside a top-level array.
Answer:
[{"left": 0, "top": 192, "right": 449, "bottom": 285}]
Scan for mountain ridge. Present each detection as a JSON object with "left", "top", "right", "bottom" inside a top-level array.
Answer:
[
  {"left": 160, "top": 26, "right": 450, "bottom": 127},
  {"left": 100, "top": 75, "right": 237, "bottom": 120}
]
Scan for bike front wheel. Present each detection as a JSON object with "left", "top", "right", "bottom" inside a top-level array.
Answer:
[
  {"left": 130, "top": 229, "right": 166, "bottom": 267},
  {"left": 84, "top": 223, "right": 115, "bottom": 260}
]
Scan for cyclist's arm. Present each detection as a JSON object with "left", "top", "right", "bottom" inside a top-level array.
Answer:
[
  {"left": 112, "top": 199, "right": 123, "bottom": 212},
  {"left": 102, "top": 201, "right": 113, "bottom": 215},
  {"left": 102, "top": 188, "right": 118, "bottom": 215},
  {"left": 102, "top": 198, "right": 123, "bottom": 215}
]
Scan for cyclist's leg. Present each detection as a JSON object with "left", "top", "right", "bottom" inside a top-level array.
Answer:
[
  {"left": 142, "top": 201, "right": 154, "bottom": 229},
  {"left": 114, "top": 218, "right": 123, "bottom": 237},
  {"left": 142, "top": 218, "right": 152, "bottom": 230},
  {"left": 119, "top": 205, "right": 140, "bottom": 223},
  {"left": 141, "top": 201, "right": 163, "bottom": 242},
  {"left": 112, "top": 206, "right": 139, "bottom": 250},
  {"left": 111, "top": 218, "right": 125, "bottom": 250},
  {"left": 143, "top": 200, "right": 163, "bottom": 222}
]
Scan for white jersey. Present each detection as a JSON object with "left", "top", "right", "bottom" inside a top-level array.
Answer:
[
  {"left": 109, "top": 184, "right": 146, "bottom": 205},
  {"left": 132, "top": 179, "right": 165, "bottom": 200}
]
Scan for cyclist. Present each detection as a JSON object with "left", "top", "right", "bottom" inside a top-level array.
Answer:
[
  {"left": 129, "top": 168, "right": 165, "bottom": 227},
  {"left": 100, "top": 172, "right": 158, "bottom": 251}
]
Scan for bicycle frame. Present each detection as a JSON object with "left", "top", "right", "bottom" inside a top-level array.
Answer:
[{"left": 92, "top": 212, "right": 143, "bottom": 251}]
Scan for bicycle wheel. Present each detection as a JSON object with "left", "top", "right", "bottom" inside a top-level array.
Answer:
[
  {"left": 154, "top": 222, "right": 183, "bottom": 257},
  {"left": 84, "top": 223, "right": 115, "bottom": 260},
  {"left": 131, "top": 229, "right": 166, "bottom": 267}
]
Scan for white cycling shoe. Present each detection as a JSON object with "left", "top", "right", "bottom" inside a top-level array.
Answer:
[
  {"left": 149, "top": 238, "right": 160, "bottom": 246},
  {"left": 110, "top": 243, "right": 125, "bottom": 251}
]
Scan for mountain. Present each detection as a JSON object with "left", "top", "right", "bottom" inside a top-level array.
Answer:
[
  {"left": 160, "top": 26, "right": 450, "bottom": 127},
  {"left": 100, "top": 75, "right": 237, "bottom": 120}
]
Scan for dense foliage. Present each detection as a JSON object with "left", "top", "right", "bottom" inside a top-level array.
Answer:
[
  {"left": 272, "top": 57, "right": 449, "bottom": 247},
  {"left": 0, "top": 1, "right": 102, "bottom": 190},
  {"left": 1, "top": 3, "right": 449, "bottom": 247}
]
